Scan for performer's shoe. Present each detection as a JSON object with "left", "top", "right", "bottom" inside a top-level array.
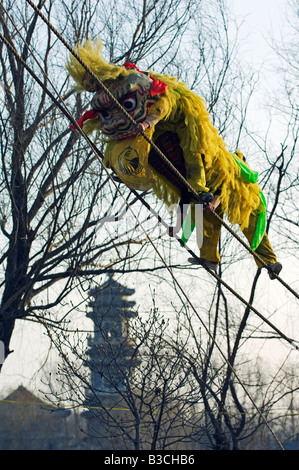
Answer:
[
  {"left": 267, "top": 262, "right": 282, "bottom": 280},
  {"left": 188, "top": 257, "right": 219, "bottom": 273}
]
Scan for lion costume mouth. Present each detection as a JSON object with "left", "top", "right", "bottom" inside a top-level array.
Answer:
[{"left": 104, "top": 117, "right": 148, "bottom": 141}]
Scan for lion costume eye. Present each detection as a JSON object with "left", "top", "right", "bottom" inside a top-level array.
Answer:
[
  {"left": 120, "top": 92, "right": 137, "bottom": 113},
  {"left": 97, "top": 109, "right": 113, "bottom": 121}
]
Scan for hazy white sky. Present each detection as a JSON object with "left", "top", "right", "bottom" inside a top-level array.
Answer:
[{"left": 229, "top": 0, "right": 288, "bottom": 62}]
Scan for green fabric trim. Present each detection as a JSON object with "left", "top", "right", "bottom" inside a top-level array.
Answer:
[
  {"left": 231, "top": 153, "right": 266, "bottom": 251},
  {"left": 251, "top": 191, "right": 267, "bottom": 251},
  {"left": 180, "top": 205, "right": 195, "bottom": 245},
  {"left": 231, "top": 153, "right": 259, "bottom": 183},
  {"left": 180, "top": 155, "right": 267, "bottom": 250}
]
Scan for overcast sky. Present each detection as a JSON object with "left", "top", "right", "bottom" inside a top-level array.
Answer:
[{"left": 229, "top": 0, "right": 289, "bottom": 63}]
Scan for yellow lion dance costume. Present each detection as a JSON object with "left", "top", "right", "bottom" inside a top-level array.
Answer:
[{"left": 67, "top": 39, "right": 281, "bottom": 279}]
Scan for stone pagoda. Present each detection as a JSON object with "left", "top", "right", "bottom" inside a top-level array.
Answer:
[{"left": 85, "top": 273, "right": 137, "bottom": 399}]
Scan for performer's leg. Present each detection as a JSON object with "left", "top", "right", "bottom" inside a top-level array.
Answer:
[
  {"left": 188, "top": 207, "right": 222, "bottom": 272},
  {"left": 242, "top": 213, "right": 282, "bottom": 278},
  {"left": 242, "top": 214, "right": 276, "bottom": 267},
  {"left": 199, "top": 208, "right": 223, "bottom": 263}
]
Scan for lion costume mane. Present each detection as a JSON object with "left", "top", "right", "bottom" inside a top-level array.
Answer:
[{"left": 67, "top": 39, "right": 267, "bottom": 251}]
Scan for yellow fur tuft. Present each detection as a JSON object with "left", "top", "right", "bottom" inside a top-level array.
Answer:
[
  {"left": 66, "top": 38, "right": 132, "bottom": 91},
  {"left": 146, "top": 72, "right": 262, "bottom": 226}
]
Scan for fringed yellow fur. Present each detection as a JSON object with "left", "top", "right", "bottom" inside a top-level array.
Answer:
[
  {"left": 67, "top": 40, "right": 262, "bottom": 230},
  {"left": 147, "top": 73, "right": 262, "bottom": 228},
  {"left": 66, "top": 39, "right": 133, "bottom": 92}
]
